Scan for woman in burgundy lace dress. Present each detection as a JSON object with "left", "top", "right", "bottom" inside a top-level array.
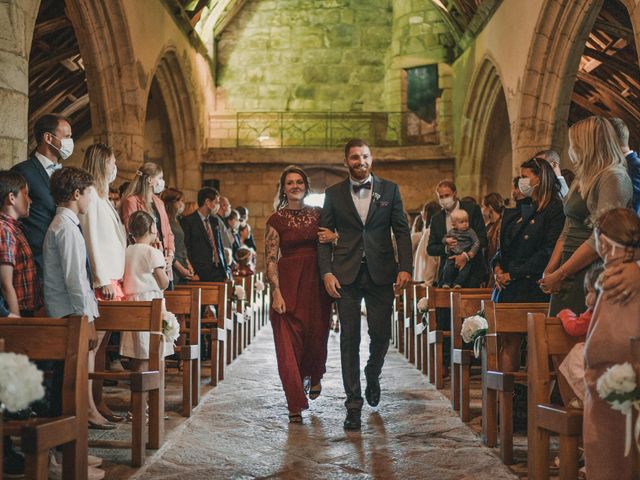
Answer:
[{"left": 265, "top": 165, "right": 334, "bottom": 422}]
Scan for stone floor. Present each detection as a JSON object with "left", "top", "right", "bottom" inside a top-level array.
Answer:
[{"left": 91, "top": 320, "right": 520, "bottom": 480}]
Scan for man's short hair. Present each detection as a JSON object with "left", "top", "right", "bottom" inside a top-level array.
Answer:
[
  {"left": 197, "top": 186, "right": 219, "bottom": 207},
  {"left": 0, "top": 170, "right": 27, "bottom": 205},
  {"left": 436, "top": 179, "right": 457, "bottom": 192},
  {"left": 50, "top": 167, "right": 94, "bottom": 205},
  {"left": 344, "top": 139, "right": 369, "bottom": 158},
  {"left": 609, "top": 118, "right": 629, "bottom": 147},
  {"left": 34, "top": 114, "right": 69, "bottom": 145},
  {"left": 534, "top": 149, "right": 560, "bottom": 164}
]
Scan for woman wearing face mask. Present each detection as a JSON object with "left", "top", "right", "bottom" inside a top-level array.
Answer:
[
  {"left": 161, "top": 188, "right": 197, "bottom": 284},
  {"left": 583, "top": 208, "right": 640, "bottom": 480},
  {"left": 491, "top": 158, "right": 565, "bottom": 371},
  {"left": 540, "top": 116, "right": 632, "bottom": 314},
  {"left": 79, "top": 143, "right": 127, "bottom": 427},
  {"left": 121, "top": 162, "right": 175, "bottom": 289}
]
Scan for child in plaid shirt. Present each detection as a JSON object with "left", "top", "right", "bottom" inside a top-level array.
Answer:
[{"left": 0, "top": 170, "right": 41, "bottom": 316}]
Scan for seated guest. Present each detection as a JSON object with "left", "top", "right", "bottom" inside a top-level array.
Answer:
[
  {"left": 584, "top": 208, "right": 640, "bottom": 479},
  {"left": 181, "top": 187, "right": 230, "bottom": 282},
  {"left": 534, "top": 149, "right": 569, "bottom": 197},
  {"left": 161, "top": 188, "right": 197, "bottom": 284},
  {"left": 233, "top": 246, "right": 256, "bottom": 277},
  {"left": 440, "top": 209, "right": 480, "bottom": 288},
  {"left": 609, "top": 118, "right": 640, "bottom": 215}
]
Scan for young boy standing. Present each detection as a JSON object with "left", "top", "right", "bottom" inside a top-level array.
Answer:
[{"left": 0, "top": 170, "right": 41, "bottom": 316}]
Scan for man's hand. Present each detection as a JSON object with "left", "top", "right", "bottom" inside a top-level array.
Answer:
[
  {"left": 100, "top": 283, "right": 116, "bottom": 300},
  {"left": 88, "top": 322, "right": 99, "bottom": 351},
  {"left": 450, "top": 253, "right": 468, "bottom": 270},
  {"left": 323, "top": 273, "right": 342, "bottom": 298},
  {"left": 394, "top": 271, "right": 412, "bottom": 292},
  {"left": 602, "top": 262, "right": 640, "bottom": 305},
  {"left": 549, "top": 160, "right": 562, "bottom": 177}
]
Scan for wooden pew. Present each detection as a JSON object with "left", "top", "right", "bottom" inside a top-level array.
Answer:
[
  {"left": 177, "top": 282, "right": 229, "bottom": 384},
  {"left": 450, "top": 290, "right": 492, "bottom": 421},
  {"left": 403, "top": 283, "right": 419, "bottom": 364},
  {"left": 413, "top": 284, "right": 427, "bottom": 373},
  {"left": 393, "top": 289, "right": 404, "bottom": 354},
  {"left": 91, "top": 299, "right": 163, "bottom": 467},
  {"left": 165, "top": 288, "right": 201, "bottom": 417},
  {"left": 527, "top": 313, "right": 583, "bottom": 480},
  {"left": 482, "top": 300, "right": 549, "bottom": 465},
  {"left": 0, "top": 317, "right": 88, "bottom": 479}
]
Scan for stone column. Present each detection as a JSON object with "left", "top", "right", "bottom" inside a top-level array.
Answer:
[{"left": 0, "top": 0, "right": 39, "bottom": 168}]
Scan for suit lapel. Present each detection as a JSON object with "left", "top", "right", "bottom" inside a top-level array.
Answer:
[
  {"left": 340, "top": 179, "right": 363, "bottom": 226},
  {"left": 365, "top": 175, "right": 383, "bottom": 225},
  {"left": 31, "top": 156, "right": 50, "bottom": 187}
]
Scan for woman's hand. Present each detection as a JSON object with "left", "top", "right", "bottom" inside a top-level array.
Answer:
[
  {"left": 272, "top": 289, "right": 286, "bottom": 314},
  {"left": 318, "top": 227, "right": 337, "bottom": 244},
  {"left": 539, "top": 268, "right": 565, "bottom": 294},
  {"left": 100, "top": 283, "right": 116, "bottom": 300},
  {"left": 493, "top": 266, "right": 508, "bottom": 290},
  {"left": 601, "top": 262, "right": 640, "bottom": 305}
]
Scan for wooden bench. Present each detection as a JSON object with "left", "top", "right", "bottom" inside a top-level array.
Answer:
[
  {"left": 413, "top": 284, "right": 427, "bottom": 373},
  {"left": 0, "top": 317, "right": 88, "bottom": 479},
  {"left": 403, "top": 283, "right": 419, "bottom": 365},
  {"left": 165, "top": 288, "right": 202, "bottom": 417},
  {"left": 92, "top": 299, "right": 164, "bottom": 467},
  {"left": 450, "top": 290, "right": 492, "bottom": 421},
  {"left": 481, "top": 300, "right": 549, "bottom": 465},
  {"left": 177, "top": 282, "right": 229, "bottom": 384},
  {"left": 393, "top": 289, "right": 405, "bottom": 355},
  {"left": 527, "top": 313, "right": 585, "bottom": 480}
]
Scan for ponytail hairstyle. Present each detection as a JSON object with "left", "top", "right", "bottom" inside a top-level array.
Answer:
[
  {"left": 123, "top": 162, "right": 162, "bottom": 210},
  {"left": 520, "top": 157, "right": 560, "bottom": 211},
  {"left": 82, "top": 143, "right": 114, "bottom": 198},
  {"left": 274, "top": 165, "right": 310, "bottom": 210}
]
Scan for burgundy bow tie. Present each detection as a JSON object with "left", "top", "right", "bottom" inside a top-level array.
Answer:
[{"left": 352, "top": 181, "right": 372, "bottom": 193}]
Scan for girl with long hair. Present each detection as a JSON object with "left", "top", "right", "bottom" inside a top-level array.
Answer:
[{"left": 161, "top": 188, "right": 197, "bottom": 283}]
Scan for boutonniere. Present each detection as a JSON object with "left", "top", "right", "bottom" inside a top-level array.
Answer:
[{"left": 372, "top": 192, "right": 381, "bottom": 201}]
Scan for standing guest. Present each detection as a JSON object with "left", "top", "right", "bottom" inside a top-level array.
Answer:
[
  {"left": 236, "top": 205, "right": 257, "bottom": 250},
  {"left": 181, "top": 187, "right": 230, "bottom": 282},
  {"left": 162, "top": 188, "right": 197, "bottom": 284},
  {"left": 460, "top": 196, "right": 477, "bottom": 205},
  {"left": 233, "top": 246, "right": 256, "bottom": 277},
  {"left": 413, "top": 201, "right": 441, "bottom": 284},
  {"left": 511, "top": 176, "right": 525, "bottom": 204},
  {"left": 227, "top": 209, "right": 241, "bottom": 254},
  {"left": 481, "top": 192, "right": 504, "bottom": 287},
  {"left": 561, "top": 168, "right": 576, "bottom": 189},
  {"left": 491, "top": 158, "right": 565, "bottom": 371},
  {"left": 583, "top": 208, "right": 640, "bottom": 479},
  {"left": 0, "top": 171, "right": 41, "bottom": 317},
  {"left": 79, "top": 143, "right": 127, "bottom": 425},
  {"left": 108, "top": 186, "right": 120, "bottom": 210},
  {"left": 540, "top": 116, "right": 632, "bottom": 314},
  {"left": 319, "top": 139, "right": 413, "bottom": 431},
  {"left": 121, "top": 163, "right": 175, "bottom": 288},
  {"left": 216, "top": 196, "right": 233, "bottom": 249},
  {"left": 609, "top": 118, "right": 640, "bottom": 215},
  {"left": 12, "top": 113, "right": 73, "bottom": 277},
  {"left": 440, "top": 209, "right": 480, "bottom": 288},
  {"left": 267, "top": 166, "right": 333, "bottom": 422},
  {"left": 534, "top": 149, "right": 570, "bottom": 197},
  {"left": 182, "top": 200, "right": 197, "bottom": 217},
  {"left": 410, "top": 215, "right": 424, "bottom": 255}
]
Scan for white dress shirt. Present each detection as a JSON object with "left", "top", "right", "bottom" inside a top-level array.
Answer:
[
  {"left": 34, "top": 151, "right": 60, "bottom": 177},
  {"left": 43, "top": 207, "right": 99, "bottom": 322},
  {"left": 349, "top": 174, "right": 373, "bottom": 225}
]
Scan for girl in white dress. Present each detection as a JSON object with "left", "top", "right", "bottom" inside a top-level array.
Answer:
[{"left": 120, "top": 210, "right": 174, "bottom": 371}]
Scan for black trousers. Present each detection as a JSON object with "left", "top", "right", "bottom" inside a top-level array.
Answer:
[{"left": 336, "top": 262, "right": 394, "bottom": 411}]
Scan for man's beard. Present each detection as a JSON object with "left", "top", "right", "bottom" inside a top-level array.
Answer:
[{"left": 349, "top": 164, "right": 371, "bottom": 181}]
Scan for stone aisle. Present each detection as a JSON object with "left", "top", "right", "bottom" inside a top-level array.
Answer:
[{"left": 132, "top": 322, "right": 517, "bottom": 480}]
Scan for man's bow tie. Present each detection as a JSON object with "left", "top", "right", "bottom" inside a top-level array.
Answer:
[
  {"left": 47, "top": 163, "right": 63, "bottom": 172},
  {"left": 352, "top": 181, "right": 372, "bottom": 193}
]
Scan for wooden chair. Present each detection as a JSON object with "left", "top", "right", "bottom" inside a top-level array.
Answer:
[
  {"left": 0, "top": 317, "right": 88, "bottom": 479},
  {"left": 165, "top": 288, "right": 201, "bottom": 417},
  {"left": 177, "top": 282, "right": 229, "bottom": 384},
  {"left": 450, "top": 290, "right": 492, "bottom": 421},
  {"left": 481, "top": 300, "right": 549, "bottom": 465},
  {"left": 413, "top": 284, "right": 427, "bottom": 373},
  {"left": 92, "top": 299, "right": 163, "bottom": 467},
  {"left": 527, "top": 313, "right": 583, "bottom": 480}
]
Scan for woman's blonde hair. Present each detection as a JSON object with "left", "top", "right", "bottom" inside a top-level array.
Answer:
[
  {"left": 568, "top": 116, "right": 626, "bottom": 199},
  {"left": 82, "top": 143, "right": 114, "bottom": 198},
  {"left": 123, "top": 162, "right": 162, "bottom": 210}
]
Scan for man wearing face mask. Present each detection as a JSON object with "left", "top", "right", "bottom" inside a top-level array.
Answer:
[{"left": 12, "top": 114, "right": 74, "bottom": 278}]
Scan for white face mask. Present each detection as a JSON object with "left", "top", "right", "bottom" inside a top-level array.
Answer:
[
  {"left": 518, "top": 177, "right": 533, "bottom": 197},
  {"left": 439, "top": 196, "right": 456, "bottom": 211},
  {"left": 51, "top": 136, "right": 74, "bottom": 160},
  {"left": 107, "top": 165, "right": 117, "bottom": 184},
  {"left": 153, "top": 178, "right": 165, "bottom": 195}
]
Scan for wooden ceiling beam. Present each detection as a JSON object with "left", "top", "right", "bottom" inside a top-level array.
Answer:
[
  {"left": 576, "top": 70, "right": 640, "bottom": 118},
  {"left": 582, "top": 47, "right": 640, "bottom": 84},
  {"left": 593, "top": 19, "right": 634, "bottom": 43},
  {"left": 33, "top": 16, "right": 71, "bottom": 39}
]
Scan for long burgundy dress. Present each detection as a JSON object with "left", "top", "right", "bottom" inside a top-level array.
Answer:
[{"left": 266, "top": 207, "right": 331, "bottom": 413}]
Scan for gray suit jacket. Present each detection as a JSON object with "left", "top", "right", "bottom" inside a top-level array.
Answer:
[{"left": 318, "top": 175, "right": 412, "bottom": 286}]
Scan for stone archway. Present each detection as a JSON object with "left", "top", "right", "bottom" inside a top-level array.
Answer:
[
  {"left": 145, "top": 49, "right": 201, "bottom": 195},
  {"left": 457, "top": 58, "right": 512, "bottom": 198}
]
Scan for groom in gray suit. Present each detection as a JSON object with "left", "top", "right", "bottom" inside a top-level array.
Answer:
[{"left": 318, "top": 139, "right": 412, "bottom": 431}]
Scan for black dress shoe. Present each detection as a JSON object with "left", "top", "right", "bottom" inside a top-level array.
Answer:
[
  {"left": 365, "top": 377, "right": 381, "bottom": 407},
  {"left": 343, "top": 409, "right": 361, "bottom": 431}
]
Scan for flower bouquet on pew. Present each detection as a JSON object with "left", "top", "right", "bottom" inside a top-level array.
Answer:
[
  {"left": 162, "top": 310, "right": 181, "bottom": 345},
  {"left": 0, "top": 352, "right": 45, "bottom": 412},
  {"left": 255, "top": 279, "right": 265, "bottom": 292},
  {"left": 461, "top": 311, "right": 488, "bottom": 358},
  {"left": 233, "top": 285, "right": 246, "bottom": 302},
  {"left": 597, "top": 362, "right": 640, "bottom": 456}
]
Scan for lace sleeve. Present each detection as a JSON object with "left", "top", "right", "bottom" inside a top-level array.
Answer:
[{"left": 265, "top": 224, "right": 281, "bottom": 291}]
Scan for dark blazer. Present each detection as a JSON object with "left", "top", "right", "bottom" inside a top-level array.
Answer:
[
  {"left": 427, "top": 200, "right": 488, "bottom": 287},
  {"left": 11, "top": 155, "right": 56, "bottom": 276},
  {"left": 180, "top": 211, "right": 230, "bottom": 282},
  {"left": 626, "top": 151, "right": 640, "bottom": 215},
  {"left": 491, "top": 197, "right": 565, "bottom": 303},
  {"left": 318, "top": 175, "right": 412, "bottom": 286}
]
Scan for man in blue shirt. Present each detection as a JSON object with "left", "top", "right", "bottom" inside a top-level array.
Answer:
[{"left": 610, "top": 118, "right": 640, "bottom": 215}]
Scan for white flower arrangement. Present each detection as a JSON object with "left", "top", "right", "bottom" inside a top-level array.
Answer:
[
  {"left": 234, "top": 285, "right": 246, "bottom": 300},
  {"left": 162, "top": 310, "right": 181, "bottom": 344},
  {"left": 255, "top": 280, "right": 265, "bottom": 292},
  {"left": 597, "top": 362, "right": 640, "bottom": 456},
  {"left": 461, "top": 314, "right": 489, "bottom": 358},
  {"left": 0, "top": 352, "right": 45, "bottom": 412},
  {"left": 417, "top": 297, "right": 429, "bottom": 313},
  {"left": 244, "top": 306, "right": 253, "bottom": 322}
]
